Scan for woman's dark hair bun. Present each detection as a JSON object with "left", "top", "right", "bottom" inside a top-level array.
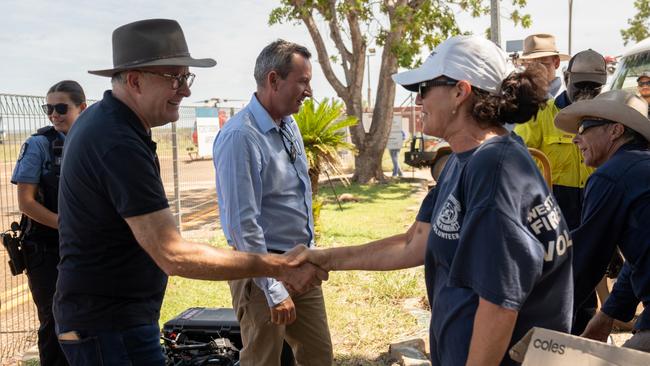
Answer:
[{"left": 471, "top": 63, "right": 549, "bottom": 126}]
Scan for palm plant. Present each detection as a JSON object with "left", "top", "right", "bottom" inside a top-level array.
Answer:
[
  {"left": 294, "top": 98, "right": 357, "bottom": 239},
  {"left": 294, "top": 98, "right": 358, "bottom": 196}
]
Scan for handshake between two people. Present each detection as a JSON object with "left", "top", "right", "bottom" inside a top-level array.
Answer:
[{"left": 276, "top": 244, "right": 332, "bottom": 294}]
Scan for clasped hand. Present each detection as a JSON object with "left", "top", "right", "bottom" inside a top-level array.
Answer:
[{"left": 276, "top": 245, "right": 329, "bottom": 294}]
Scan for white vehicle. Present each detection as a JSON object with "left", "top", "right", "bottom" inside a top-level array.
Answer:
[{"left": 607, "top": 37, "right": 650, "bottom": 92}]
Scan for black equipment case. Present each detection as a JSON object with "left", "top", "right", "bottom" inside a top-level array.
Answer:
[
  {"left": 162, "top": 307, "right": 295, "bottom": 366},
  {"left": 162, "top": 307, "right": 242, "bottom": 349}
]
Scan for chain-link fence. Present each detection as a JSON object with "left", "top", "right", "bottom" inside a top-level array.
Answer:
[{"left": 0, "top": 93, "right": 233, "bottom": 364}]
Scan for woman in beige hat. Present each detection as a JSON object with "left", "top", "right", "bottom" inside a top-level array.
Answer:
[
  {"left": 296, "top": 35, "right": 574, "bottom": 365},
  {"left": 555, "top": 90, "right": 650, "bottom": 352}
]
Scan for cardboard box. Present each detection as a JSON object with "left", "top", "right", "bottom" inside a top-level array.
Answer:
[{"left": 509, "top": 327, "right": 650, "bottom": 365}]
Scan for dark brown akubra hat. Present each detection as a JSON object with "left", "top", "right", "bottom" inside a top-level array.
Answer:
[{"left": 89, "top": 19, "right": 216, "bottom": 77}]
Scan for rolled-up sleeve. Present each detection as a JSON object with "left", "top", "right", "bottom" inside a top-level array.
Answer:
[
  {"left": 214, "top": 130, "right": 289, "bottom": 306},
  {"left": 601, "top": 263, "right": 640, "bottom": 323}
]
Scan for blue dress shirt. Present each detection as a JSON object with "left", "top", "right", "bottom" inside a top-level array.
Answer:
[{"left": 213, "top": 94, "right": 314, "bottom": 306}]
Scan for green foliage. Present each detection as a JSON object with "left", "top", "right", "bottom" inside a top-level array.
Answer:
[
  {"left": 270, "top": 0, "right": 531, "bottom": 70},
  {"left": 622, "top": 0, "right": 650, "bottom": 46},
  {"left": 294, "top": 98, "right": 357, "bottom": 188}
]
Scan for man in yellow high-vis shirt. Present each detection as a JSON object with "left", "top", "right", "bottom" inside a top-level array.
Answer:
[{"left": 516, "top": 49, "right": 606, "bottom": 230}]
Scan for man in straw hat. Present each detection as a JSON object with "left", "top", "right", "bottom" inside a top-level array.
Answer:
[
  {"left": 54, "top": 19, "right": 326, "bottom": 365},
  {"left": 518, "top": 33, "right": 570, "bottom": 98},
  {"left": 555, "top": 90, "right": 650, "bottom": 352}
]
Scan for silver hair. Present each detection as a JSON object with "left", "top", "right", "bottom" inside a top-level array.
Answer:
[{"left": 254, "top": 39, "right": 311, "bottom": 87}]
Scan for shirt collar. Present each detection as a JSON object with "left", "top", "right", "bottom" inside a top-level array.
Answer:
[
  {"left": 620, "top": 142, "right": 649, "bottom": 152},
  {"left": 102, "top": 90, "right": 152, "bottom": 140},
  {"left": 102, "top": 90, "right": 157, "bottom": 152},
  {"left": 248, "top": 93, "right": 292, "bottom": 133},
  {"left": 555, "top": 90, "right": 571, "bottom": 109},
  {"left": 548, "top": 77, "right": 564, "bottom": 98}
]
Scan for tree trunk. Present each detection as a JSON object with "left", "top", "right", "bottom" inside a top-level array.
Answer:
[
  {"left": 349, "top": 13, "right": 402, "bottom": 184},
  {"left": 309, "top": 165, "right": 321, "bottom": 196}
]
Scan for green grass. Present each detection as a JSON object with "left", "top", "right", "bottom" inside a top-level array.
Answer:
[{"left": 159, "top": 181, "right": 429, "bottom": 365}]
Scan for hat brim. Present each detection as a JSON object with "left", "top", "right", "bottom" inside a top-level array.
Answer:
[
  {"left": 569, "top": 72, "right": 607, "bottom": 85},
  {"left": 88, "top": 56, "right": 217, "bottom": 77},
  {"left": 555, "top": 99, "right": 650, "bottom": 141},
  {"left": 392, "top": 67, "right": 442, "bottom": 92},
  {"left": 520, "top": 51, "right": 570, "bottom": 61}
]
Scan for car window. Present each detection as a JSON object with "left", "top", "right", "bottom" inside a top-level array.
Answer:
[{"left": 610, "top": 51, "right": 650, "bottom": 92}]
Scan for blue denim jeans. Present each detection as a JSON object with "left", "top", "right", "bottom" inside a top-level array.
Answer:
[
  {"left": 58, "top": 324, "right": 165, "bottom": 365},
  {"left": 389, "top": 149, "right": 402, "bottom": 177}
]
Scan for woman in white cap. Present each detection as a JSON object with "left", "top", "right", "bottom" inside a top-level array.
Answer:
[
  {"left": 554, "top": 90, "right": 650, "bottom": 352},
  {"left": 296, "top": 35, "right": 574, "bottom": 365}
]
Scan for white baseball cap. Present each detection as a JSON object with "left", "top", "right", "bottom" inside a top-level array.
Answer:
[{"left": 392, "top": 35, "right": 513, "bottom": 94}]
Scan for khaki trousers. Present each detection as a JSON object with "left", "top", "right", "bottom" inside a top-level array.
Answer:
[{"left": 229, "top": 278, "right": 333, "bottom": 366}]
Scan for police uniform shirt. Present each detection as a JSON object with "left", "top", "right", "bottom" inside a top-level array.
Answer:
[
  {"left": 416, "top": 133, "right": 573, "bottom": 366},
  {"left": 11, "top": 131, "right": 65, "bottom": 185},
  {"left": 54, "top": 90, "right": 169, "bottom": 331},
  {"left": 572, "top": 144, "right": 650, "bottom": 331}
]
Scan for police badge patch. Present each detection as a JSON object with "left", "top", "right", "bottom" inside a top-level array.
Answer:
[{"left": 17, "top": 143, "right": 27, "bottom": 162}]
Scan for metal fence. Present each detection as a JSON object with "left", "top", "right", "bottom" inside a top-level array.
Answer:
[{"left": 0, "top": 93, "right": 231, "bottom": 364}]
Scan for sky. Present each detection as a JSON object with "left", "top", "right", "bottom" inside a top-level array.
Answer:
[{"left": 0, "top": 0, "right": 640, "bottom": 107}]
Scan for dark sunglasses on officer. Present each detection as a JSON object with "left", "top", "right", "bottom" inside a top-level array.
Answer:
[{"left": 41, "top": 103, "right": 69, "bottom": 116}]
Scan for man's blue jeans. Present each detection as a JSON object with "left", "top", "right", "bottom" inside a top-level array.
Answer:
[
  {"left": 389, "top": 149, "right": 403, "bottom": 177},
  {"left": 58, "top": 324, "right": 165, "bottom": 365}
]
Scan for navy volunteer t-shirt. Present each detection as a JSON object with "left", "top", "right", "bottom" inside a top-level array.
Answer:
[
  {"left": 54, "top": 91, "right": 169, "bottom": 331},
  {"left": 416, "top": 133, "right": 573, "bottom": 365}
]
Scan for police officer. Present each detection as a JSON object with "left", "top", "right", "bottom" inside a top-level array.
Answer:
[{"left": 11, "top": 80, "right": 86, "bottom": 366}]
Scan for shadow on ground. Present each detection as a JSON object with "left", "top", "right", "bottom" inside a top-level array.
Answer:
[{"left": 319, "top": 177, "right": 429, "bottom": 210}]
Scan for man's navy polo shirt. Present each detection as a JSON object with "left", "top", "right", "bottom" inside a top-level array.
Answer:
[
  {"left": 54, "top": 90, "right": 169, "bottom": 331},
  {"left": 572, "top": 144, "right": 650, "bottom": 330}
]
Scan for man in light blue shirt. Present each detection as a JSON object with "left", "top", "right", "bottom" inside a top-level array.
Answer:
[{"left": 213, "top": 39, "right": 332, "bottom": 366}]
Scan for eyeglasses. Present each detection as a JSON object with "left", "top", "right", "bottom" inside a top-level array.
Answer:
[
  {"left": 41, "top": 103, "right": 69, "bottom": 116},
  {"left": 522, "top": 60, "right": 555, "bottom": 68},
  {"left": 639, "top": 81, "right": 650, "bottom": 87},
  {"left": 418, "top": 79, "right": 457, "bottom": 98},
  {"left": 278, "top": 121, "right": 302, "bottom": 164},
  {"left": 139, "top": 70, "right": 196, "bottom": 90},
  {"left": 577, "top": 118, "right": 614, "bottom": 135}
]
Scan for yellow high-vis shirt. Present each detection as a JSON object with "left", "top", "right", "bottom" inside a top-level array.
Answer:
[{"left": 515, "top": 100, "right": 594, "bottom": 188}]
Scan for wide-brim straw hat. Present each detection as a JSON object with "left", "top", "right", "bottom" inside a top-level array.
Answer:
[
  {"left": 89, "top": 19, "right": 216, "bottom": 77},
  {"left": 555, "top": 90, "right": 650, "bottom": 141},
  {"left": 519, "top": 34, "right": 570, "bottom": 61}
]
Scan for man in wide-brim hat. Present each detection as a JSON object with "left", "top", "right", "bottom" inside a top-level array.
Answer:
[
  {"left": 554, "top": 90, "right": 650, "bottom": 352},
  {"left": 519, "top": 33, "right": 570, "bottom": 98},
  {"left": 54, "top": 19, "right": 325, "bottom": 365}
]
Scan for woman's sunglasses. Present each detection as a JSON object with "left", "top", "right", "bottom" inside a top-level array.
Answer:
[{"left": 41, "top": 103, "right": 69, "bottom": 116}]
